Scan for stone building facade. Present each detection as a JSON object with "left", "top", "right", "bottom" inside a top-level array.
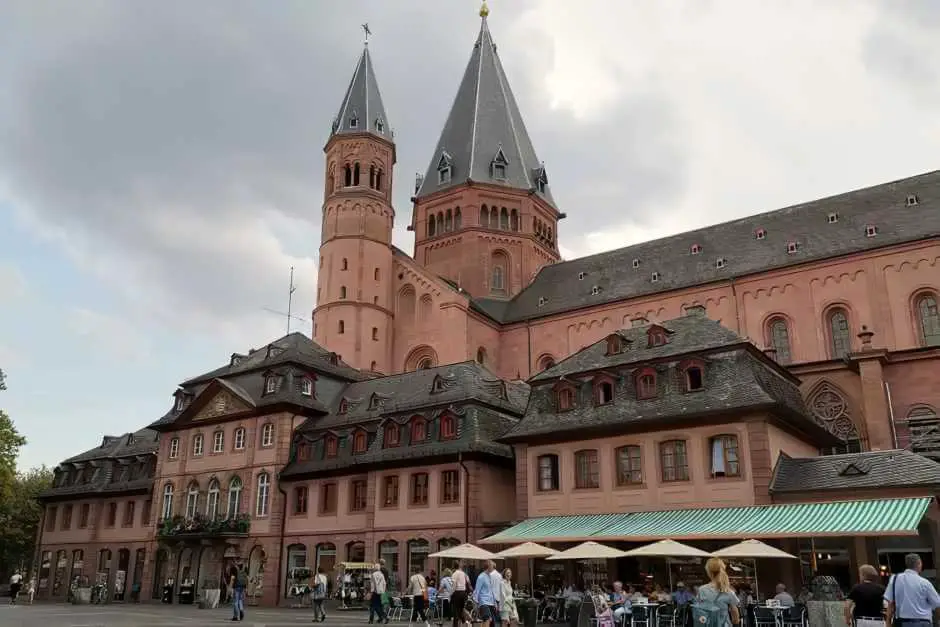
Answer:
[{"left": 37, "top": 7, "right": 940, "bottom": 606}]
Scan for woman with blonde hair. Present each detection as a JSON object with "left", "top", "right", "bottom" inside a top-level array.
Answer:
[
  {"left": 693, "top": 558, "right": 740, "bottom": 627},
  {"left": 500, "top": 568, "right": 520, "bottom": 627}
]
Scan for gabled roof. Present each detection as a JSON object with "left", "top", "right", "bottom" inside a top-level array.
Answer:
[
  {"left": 770, "top": 449, "right": 940, "bottom": 493},
  {"left": 415, "top": 15, "right": 553, "bottom": 205},
  {"left": 331, "top": 45, "right": 392, "bottom": 141},
  {"left": 473, "top": 170, "right": 940, "bottom": 323}
]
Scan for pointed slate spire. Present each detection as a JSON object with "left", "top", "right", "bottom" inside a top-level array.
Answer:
[
  {"left": 415, "top": 9, "right": 555, "bottom": 205},
  {"left": 331, "top": 41, "right": 392, "bottom": 140}
]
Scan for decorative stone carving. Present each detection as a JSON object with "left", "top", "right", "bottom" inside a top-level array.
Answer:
[
  {"left": 193, "top": 390, "right": 250, "bottom": 421},
  {"left": 809, "top": 384, "right": 860, "bottom": 441}
]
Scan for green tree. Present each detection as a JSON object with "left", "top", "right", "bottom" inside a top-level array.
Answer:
[
  {"left": 0, "top": 466, "right": 53, "bottom": 577},
  {"left": 0, "top": 368, "right": 28, "bottom": 498}
]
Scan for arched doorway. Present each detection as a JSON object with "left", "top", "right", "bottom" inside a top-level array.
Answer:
[
  {"left": 285, "top": 544, "right": 307, "bottom": 599},
  {"left": 151, "top": 549, "right": 169, "bottom": 600},
  {"left": 52, "top": 550, "right": 68, "bottom": 598},
  {"left": 96, "top": 549, "right": 112, "bottom": 595},
  {"left": 69, "top": 549, "right": 85, "bottom": 591},
  {"left": 247, "top": 545, "right": 267, "bottom": 603},
  {"left": 347, "top": 541, "right": 365, "bottom": 563},
  {"left": 316, "top": 543, "right": 337, "bottom": 574},
  {"left": 114, "top": 548, "right": 130, "bottom": 601},
  {"left": 132, "top": 549, "right": 146, "bottom": 602}
]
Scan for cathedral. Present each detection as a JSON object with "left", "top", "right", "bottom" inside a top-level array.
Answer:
[{"left": 38, "top": 5, "right": 940, "bottom": 608}]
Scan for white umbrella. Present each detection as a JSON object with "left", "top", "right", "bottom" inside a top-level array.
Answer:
[
  {"left": 711, "top": 539, "right": 798, "bottom": 559},
  {"left": 497, "top": 542, "right": 560, "bottom": 558},
  {"left": 622, "top": 539, "right": 711, "bottom": 558},
  {"left": 547, "top": 541, "right": 628, "bottom": 560},
  {"left": 428, "top": 543, "right": 501, "bottom": 561}
]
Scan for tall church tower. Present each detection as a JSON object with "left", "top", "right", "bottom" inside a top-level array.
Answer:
[
  {"left": 410, "top": 3, "right": 562, "bottom": 301},
  {"left": 314, "top": 38, "right": 395, "bottom": 374}
]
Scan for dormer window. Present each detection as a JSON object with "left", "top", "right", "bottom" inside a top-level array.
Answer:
[
  {"left": 534, "top": 165, "right": 548, "bottom": 193},
  {"left": 349, "top": 112, "right": 359, "bottom": 129},
  {"left": 647, "top": 326, "right": 669, "bottom": 347},
  {"left": 490, "top": 146, "right": 509, "bottom": 180},
  {"left": 555, "top": 384, "right": 576, "bottom": 412},
  {"left": 907, "top": 194, "right": 919, "bottom": 207},
  {"left": 411, "top": 417, "right": 427, "bottom": 442},
  {"left": 591, "top": 286, "right": 601, "bottom": 296},
  {"left": 595, "top": 378, "right": 615, "bottom": 405},
  {"left": 265, "top": 376, "right": 277, "bottom": 394},
  {"left": 297, "top": 441, "right": 311, "bottom": 461},
  {"left": 440, "top": 414, "right": 457, "bottom": 440},
  {"left": 680, "top": 360, "right": 706, "bottom": 392},
  {"left": 755, "top": 228, "right": 766, "bottom": 240},
  {"left": 606, "top": 334, "right": 624, "bottom": 356},
  {"left": 865, "top": 224, "right": 878, "bottom": 238},
  {"left": 353, "top": 430, "right": 367, "bottom": 454},
  {"left": 325, "top": 435, "right": 338, "bottom": 458},
  {"left": 690, "top": 244, "right": 702, "bottom": 255},
  {"left": 786, "top": 241, "right": 799, "bottom": 254},
  {"left": 538, "top": 296, "right": 547, "bottom": 307},
  {"left": 632, "top": 258, "right": 640, "bottom": 269},
  {"left": 685, "top": 305, "right": 706, "bottom": 317},
  {"left": 651, "top": 271, "right": 660, "bottom": 283},
  {"left": 385, "top": 423, "right": 400, "bottom": 448},
  {"left": 375, "top": 117, "right": 384, "bottom": 133},
  {"left": 437, "top": 151, "right": 454, "bottom": 185},
  {"left": 300, "top": 377, "right": 313, "bottom": 396},
  {"left": 338, "top": 398, "right": 349, "bottom": 414},
  {"left": 827, "top": 212, "right": 839, "bottom": 224},
  {"left": 578, "top": 272, "right": 586, "bottom": 280},
  {"left": 636, "top": 368, "right": 657, "bottom": 399},
  {"left": 715, "top": 258, "right": 726, "bottom": 269},
  {"left": 368, "top": 393, "right": 384, "bottom": 410},
  {"left": 174, "top": 395, "right": 184, "bottom": 412}
]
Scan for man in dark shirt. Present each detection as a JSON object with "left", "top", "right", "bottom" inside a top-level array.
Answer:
[
  {"left": 229, "top": 558, "right": 247, "bottom": 622},
  {"left": 846, "top": 564, "right": 886, "bottom": 625}
]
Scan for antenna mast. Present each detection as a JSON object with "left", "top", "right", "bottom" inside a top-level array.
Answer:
[{"left": 286, "top": 266, "right": 297, "bottom": 335}]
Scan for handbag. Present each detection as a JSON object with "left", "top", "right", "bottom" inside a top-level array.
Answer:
[{"left": 890, "top": 573, "right": 902, "bottom": 627}]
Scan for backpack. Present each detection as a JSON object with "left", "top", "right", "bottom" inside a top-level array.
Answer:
[
  {"left": 235, "top": 568, "right": 249, "bottom": 588},
  {"left": 691, "top": 586, "right": 726, "bottom": 627}
]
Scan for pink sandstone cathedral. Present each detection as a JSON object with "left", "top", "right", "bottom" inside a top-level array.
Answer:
[{"left": 37, "top": 6, "right": 940, "bottom": 609}]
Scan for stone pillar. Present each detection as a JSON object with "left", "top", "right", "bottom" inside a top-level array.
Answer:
[{"left": 854, "top": 347, "right": 893, "bottom": 450}]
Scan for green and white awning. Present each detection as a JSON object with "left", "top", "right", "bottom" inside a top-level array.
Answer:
[{"left": 481, "top": 497, "right": 931, "bottom": 544}]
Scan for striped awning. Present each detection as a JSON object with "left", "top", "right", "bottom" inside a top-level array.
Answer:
[{"left": 480, "top": 497, "right": 931, "bottom": 544}]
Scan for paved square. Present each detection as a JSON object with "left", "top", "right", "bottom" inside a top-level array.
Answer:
[{"left": 0, "top": 603, "right": 381, "bottom": 627}]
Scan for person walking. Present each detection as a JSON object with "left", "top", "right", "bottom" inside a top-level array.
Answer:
[
  {"left": 474, "top": 561, "right": 498, "bottom": 627},
  {"left": 9, "top": 572, "right": 23, "bottom": 606},
  {"left": 489, "top": 564, "right": 504, "bottom": 627},
  {"left": 312, "top": 565, "right": 329, "bottom": 623},
  {"left": 229, "top": 559, "right": 248, "bottom": 622},
  {"left": 885, "top": 553, "right": 940, "bottom": 627},
  {"left": 845, "top": 564, "right": 886, "bottom": 627},
  {"left": 693, "top": 558, "right": 740, "bottom": 627},
  {"left": 409, "top": 568, "right": 430, "bottom": 627},
  {"left": 438, "top": 569, "right": 455, "bottom": 626},
  {"left": 370, "top": 563, "right": 389, "bottom": 625},
  {"left": 500, "top": 569, "right": 519, "bottom": 627},
  {"left": 451, "top": 563, "right": 470, "bottom": 627}
]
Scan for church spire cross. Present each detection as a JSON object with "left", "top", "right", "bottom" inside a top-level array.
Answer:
[
  {"left": 362, "top": 22, "right": 371, "bottom": 45},
  {"left": 480, "top": 1, "right": 490, "bottom": 18}
]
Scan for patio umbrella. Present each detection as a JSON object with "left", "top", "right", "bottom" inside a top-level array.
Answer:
[
  {"left": 428, "top": 543, "right": 501, "bottom": 561},
  {"left": 622, "top": 540, "right": 710, "bottom": 591},
  {"left": 547, "top": 541, "right": 628, "bottom": 560},
  {"left": 711, "top": 540, "right": 797, "bottom": 600},
  {"left": 497, "top": 542, "right": 560, "bottom": 593}
]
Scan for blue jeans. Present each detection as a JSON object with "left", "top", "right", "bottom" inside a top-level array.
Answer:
[{"left": 232, "top": 587, "right": 245, "bottom": 618}]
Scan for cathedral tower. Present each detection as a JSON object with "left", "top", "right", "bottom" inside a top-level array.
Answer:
[
  {"left": 410, "top": 4, "right": 563, "bottom": 300},
  {"left": 314, "top": 39, "right": 395, "bottom": 374}
]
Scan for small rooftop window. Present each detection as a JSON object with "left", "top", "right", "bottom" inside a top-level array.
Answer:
[
  {"left": 632, "top": 259, "right": 640, "bottom": 269},
  {"left": 538, "top": 296, "right": 547, "bottom": 307},
  {"left": 591, "top": 286, "right": 601, "bottom": 296},
  {"left": 715, "top": 257, "right": 726, "bottom": 269},
  {"left": 865, "top": 224, "right": 878, "bottom": 238},
  {"left": 907, "top": 194, "right": 919, "bottom": 207},
  {"left": 578, "top": 272, "right": 586, "bottom": 280},
  {"left": 755, "top": 228, "right": 766, "bottom": 240},
  {"left": 690, "top": 244, "right": 702, "bottom": 255},
  {"left": 827, "top": 212, "right": 839, "bottom": 224},
  {"left": 786, "top": 241, "right": 799, "bottom": 254},
  {"left": 375, "top": 118, "right": 384, "bottom": 132},
  {"left": 349, "top": 116, "right": 359, "bottom": 129},
  {"left": 651, "top": 271, "right": 660, "bottom": 283},
  {"left": 438, "top": 167, "right": 452, "bottom": 185}
]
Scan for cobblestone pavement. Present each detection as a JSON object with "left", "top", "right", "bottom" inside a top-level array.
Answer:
[{"left": 0, "top": 603, "right": 386, "bottom": 627}]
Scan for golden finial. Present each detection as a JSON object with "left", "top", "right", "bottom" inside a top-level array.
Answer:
[{"left": 480, "top": 1, "right": 490, "bottom": 18}]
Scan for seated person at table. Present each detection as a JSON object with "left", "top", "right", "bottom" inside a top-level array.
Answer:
[
  {"left": 610, "top": 582, "right": 632, "bottom": 622},
  {"left": 652, "top": 584, "right": 670, "bottom": 603},
  {"left": 673, "top": 582, "right": 694, "bottom": 605},
  {"left": 629, "top": 586, "right": 644, "bottom": 602},
  {"left": 773, "top": 584, "right": 795, "bottom": 608}
]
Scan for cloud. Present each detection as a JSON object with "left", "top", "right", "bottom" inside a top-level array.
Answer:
[
  {"left": 66, "top": 307, "right": 153, "bottom": 362},
  {"left": 0, "top": 263, "right": 27, "bottom": 304}
]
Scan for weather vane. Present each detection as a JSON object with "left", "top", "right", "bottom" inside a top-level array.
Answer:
[
  {"left": 362, "top": 23, "right": 371, "bottom": 45},
  {"left": 480, "top": 1, "right": 490, "bottom": 18}
]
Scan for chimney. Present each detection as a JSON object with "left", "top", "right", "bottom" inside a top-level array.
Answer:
[{"left": 857, "top": 325, "right": 874, "bottom": 351}]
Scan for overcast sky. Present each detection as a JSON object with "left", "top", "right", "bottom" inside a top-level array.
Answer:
[{"left": 1, "top": 0, "right": 938, "bottom": 470}]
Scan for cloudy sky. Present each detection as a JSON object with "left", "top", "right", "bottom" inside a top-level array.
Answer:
[{"left": 1, "top": 0, "right": 938, "bottom": 469}]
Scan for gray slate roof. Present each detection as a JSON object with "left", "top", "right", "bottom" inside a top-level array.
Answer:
[
  {"left": 415, "top": 16, "right": 554, "bottom": 206},
  {"left": 331, "top": 45, "right": 392, "bottom": 141},
  {"left": 770, "top": 449, "right": 940, "bottom": 493},
  {"left": 504, "top": 316, "right": 835, "bottom": 444},
  {"left": 475, "top": 170, "right": 940, "bottom": 323}
]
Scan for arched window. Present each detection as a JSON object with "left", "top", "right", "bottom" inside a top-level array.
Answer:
[
  {"left": 325, "top": 435, "right": 338, "bottom": 457},
  {"left": 537, "top": 355, "right": 556, "bottom": 372},
  {"left": 606, "top": 334, "right": 623, "bottom": 355},
  {"left": 353, "top": 431, "right": 368, "bottom": 453},
  {"left": 327, "top": 165, "right": 335, "bottom": 195},
  {"left": 615, "top": 445, "right": 643, "bottom": 485},
  {"left": 339, "top": 286, "right": 346, "bottom": 299},
  {"left": 411, "top": 417, "right": 427, "bottom": 442},
  {"left": 682, "top": 363, "right": 705, "bottom": 392},
  {"left": 161, "top": 483, "right": 174, "bottom": 520},
  {"left": 490, "top": 209, "right": 500, "bottom": 230},
  {"left": 256, "top": 472, "right": 270, "bottom": 517},
  {"left": 417, "top": 358, "right": 433, "bottom": 370},
  {"left": 206, "top": 479, "right": 220, "bottom": 520},
  {"left": 555, "top": 385, "right": 576, "bottom": 411},
  {"left": 445, "top": 209, "right": 453, "bottom": 232},
  {"left": 476, "top": 347, "right": 486, "bottom": 365},
  {"left": 428, "top": 214, "right": 436, "bottom": 237},
  {"left": 500, "top": 207, "right": 509, "bottom": 230},
  {"left": 344, "top": 164, "right": 352, "bottom": 187},
  {"left": 709, "top": 435, "right": 740, "bottom": 477},
  {"left": 454, "top": 207, "right": 462, "bottom": 229},
  {"left": 916, "top": 293, "right": 940, "bottom": 347},
  {"left": 574, "top": 449, "right": 600, "bottom": 489},
  {"left": 440, "top": 414, "right": 456, "bottom": 440},
  {"left": 828, "top": 308, "right": 852, "bottom": 358},
  {"left": 407, "top": 539, "right": 430, "bottom": 576},
  {"left": 296, "top": 440, "right": 311, "bottom": 461},
  {"left": 374, "top": 268, "right": 380, "bottom": 281},
  {"left": 227, "top": 477, "right": 242, "bottom": 518},
  {"left": 510, "top": 209, "right": 519, "bottom": 231},
  {"left": 369, "top": 164, "right": 376, "bottom": 189},
  {"left": 480, "top": 205, "right": 489, "bottom": 227},
  {"left": 636, "top": 368, "right": 657, "bottom": 399},
  {"left": 233, "top": 428, "right": 246, "bottom": 450},
  {"left": 660, "top": 440, "right": 689, "bottom": 482},
  {"left": 341, "top": 258, "right": 348, "bottom": 271},
  {"left": 491, "top": 265, "right": 504, "bottom": 293},
  {"left": 809, "top": 383, "right": 863, "bottom": 455},
  {"left": 385, "top": 423, "right": 400, "bottom": 447},
  {"left": 595, "top": 380, "right": 614, "bottom": 405},
  {"left": 537, "top": 454, "right": 560, "bottom": 491},
  {"left": 338, "top": 320, "right": 345, "bottom": 334},
  {"left": 767, "top": 317, "right": 792, "bottom": 364},
  {"left": 185, "top": 482, "right": 199, "bottom": 518},
  {"left": 437, "top": 213, "right": 444, "bottom": 234},
  {"left": 353, "top": 162, "right": 360, "bottom": 186},
  {"left": 376, "top": 169, "right": 383, "bottom": 190}
]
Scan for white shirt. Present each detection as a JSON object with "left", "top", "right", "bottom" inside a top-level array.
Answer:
[
  {"left": 490, "top": 569, "right": 504, "bottom": 605},
  {"left": 10, "top": 574, "right": 22, "bottom": 584},
  {"left": 371, "top": 570, "right": 387, "bottom": 594},
  {"left": 452, "top": 569, "right": 468, "bottom": 592},
  {"left": 410, "top": 573, "right": 427, "bottom": 597}
]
